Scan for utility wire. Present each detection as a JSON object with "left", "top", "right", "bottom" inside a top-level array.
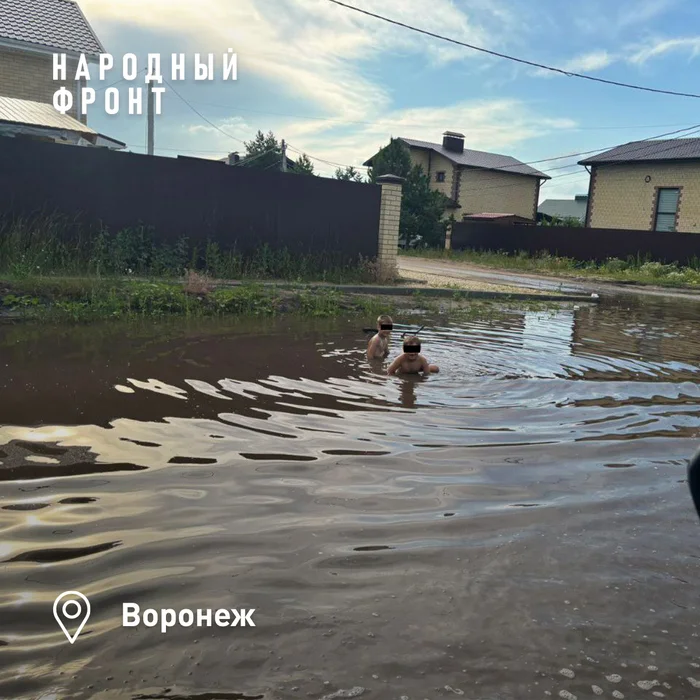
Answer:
[
  {"left": 164, "top": 98, "right": 700, "bottom": 133},
  {"left": 162, "top": 76, "right": 248, "bottom": 146},
  {"left": 456, "top": 126, "right": 700, "bottom": 195},
  {"left": 325, "top": 0, "right": 700, "bottom": 100},
  {"left": 136, "top": 82, "right": 700, "bottom": 190},
  {"left": 285, "top": 122, "right": 700, "bottom": 186}
]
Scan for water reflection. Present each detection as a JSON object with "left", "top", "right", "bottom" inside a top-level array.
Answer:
[{"left": 1, "top": 296, "right": 700, "bottom": 699}]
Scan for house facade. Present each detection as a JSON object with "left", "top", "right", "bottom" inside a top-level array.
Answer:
[
  {"left": 0, "top": 0, "right": 123, "bottom": 148},
  {"left": 578, "top": 139, "right": 700, "bottom": 233},
  {"left": 364, "top": 131, "right": 550, "bottom": 222}
]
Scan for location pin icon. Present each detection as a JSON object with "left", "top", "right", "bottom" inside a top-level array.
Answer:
[{"left": 53, "top": 591, "right": 91, "bottom": 644}]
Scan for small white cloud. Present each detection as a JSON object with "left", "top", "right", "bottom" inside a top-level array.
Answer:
[
  {"left": 564, "top": 50, "right": 615, "bottom": 72},
  {"left": 627, "top": 37, "right": 700, "bottom": 65},
  {"left": 617, "top": 0, "right": 678, "bottom": 27},
  {"left": 532, "top": 50, "right": 615, "bottom": 78}
]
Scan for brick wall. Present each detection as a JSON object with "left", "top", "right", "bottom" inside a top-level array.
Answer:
[
  {"left": 409, "top": 148, "right": 457, "bottom": 198},
  {"left": 458, "top": 168, "right": 538, "bottom": 220},
  {"left": 589, "top": 162, "right": 700, "bottom": 233},
  {"left": 0, "top": 46, "right": 79, "bottom": 119},
  {"left": 377, "top": 176, "right": 403, "bottom": 280}
]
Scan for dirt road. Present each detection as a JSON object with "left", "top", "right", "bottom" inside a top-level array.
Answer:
[{"left": 398, "top": 256, "right": 700, "bottom": 300}]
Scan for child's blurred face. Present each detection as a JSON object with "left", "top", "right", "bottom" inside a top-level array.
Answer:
[
  {"left": 378, "top": 322, "right": 392, "bottom": 337},
  {"left": 405, "top": 352, "right": 418, "bottom": 360}
]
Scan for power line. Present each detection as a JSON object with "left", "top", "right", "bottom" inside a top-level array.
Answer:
[
  {"left": 325, "top": 0, "right": 700, "bottom": 100},
  {"left": 285, "top": 122, "right": 700, "bottom": 184},
  {"left": 285, "top": 144, "right": 368, "bottom": 170},
  {"left": 172, "top": 99, "right": 699, "bottom": 133},
  {"left": 155, "top": 77, "right": 700, "bottom": 178},
  {"left": 463, "top": 126, "right": 700, "bottom": 195},
  {"left": 162, "top": 76, "right": 248, "bottom": 146}
]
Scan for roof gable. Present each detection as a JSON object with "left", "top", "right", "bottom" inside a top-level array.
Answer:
[
  {"left": 397, "top": 137, "right": 550, "bottom": 179},
  {"left": 578, "top": 138, "right": 700, "bottom": 166},
  {"left": 0, "top": 0, "right": 104, "bottom": 57}
]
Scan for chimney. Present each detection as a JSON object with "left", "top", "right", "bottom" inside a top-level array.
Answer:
[
  {"left": 442, "top": 131, "right": 464, "bottom": 153},
  {"left": 227, "top": 151, "right": 240, "bottom": 165}
]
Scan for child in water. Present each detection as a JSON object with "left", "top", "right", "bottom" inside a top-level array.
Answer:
[
  {"left": 367, "top": 314, "right": 393, "bottom": 360},
  {"left": 387, "top": 336, "right": 439, "bottom": 375}
]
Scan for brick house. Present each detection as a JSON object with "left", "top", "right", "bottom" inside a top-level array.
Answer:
[
  {"left": 363, "top": 131, "right": 550, "bottom": 222},
  {"left": 0, "top": 0, "right": 123, "bottom": 148},
  {"left": 578, "top": 139, "right": 700, "bottom": 233}
]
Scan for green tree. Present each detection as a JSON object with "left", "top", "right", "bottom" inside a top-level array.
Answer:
[
  {"left": 367, "top": 137, "right": 412, "bottom": 182},
  {"left": 335, "top": 165, "right": 365, "bottom": 182},
  {"left": 241, "top": 130, "right": 282, "bottom": 170},
  {"left": 540, "top": 215, "right": 583, "bottom": 227},
  {"left": 293, "top": 153, "right": 315, "bottom": 175},
  {"left": 369, "top": 137, "right": 450, "bottom": 248}
]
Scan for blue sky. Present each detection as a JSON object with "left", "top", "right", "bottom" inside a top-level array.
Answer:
[{"left": 77, "top": 0, "right": 700, "bottom": 201}]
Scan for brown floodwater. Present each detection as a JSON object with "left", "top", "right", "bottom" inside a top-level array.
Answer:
[{"left": 1, "top": 295, "right": 700, "bottom": 700}]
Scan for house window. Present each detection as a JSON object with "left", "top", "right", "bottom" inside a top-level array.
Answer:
[
  {"left": 436, "top": 171, "right": 446, "bottom": 183},
  {"left": 654, "top": 188, "right": 681, "bottom": 231}
]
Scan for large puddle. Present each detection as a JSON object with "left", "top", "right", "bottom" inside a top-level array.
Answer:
[{"left": 1, "top": 295, "right": 700, "bottom": 699}]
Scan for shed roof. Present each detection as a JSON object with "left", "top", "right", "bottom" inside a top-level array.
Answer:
[
  {"left": 0, "top": 0, "right": 104, "bottom": 56},
  {"left": 578, "top": 138, "right": 700, "bottom": 165},
  {"left": 0, "top": 94, "right": 96, "bottom": 133}
]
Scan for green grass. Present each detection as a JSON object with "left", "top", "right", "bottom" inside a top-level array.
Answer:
[
  {"left": 0, "top": 214, "right": 386, "bottom": 285},
  {"left": 399, "top": 247, "right": 700, "bottom": 288},
  {"left": 0, "top": 276, "right": 388, "bottom": 323}
]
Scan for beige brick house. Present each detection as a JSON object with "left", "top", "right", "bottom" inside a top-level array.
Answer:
[
  {"left": 578, "top": 139, "right": 700, "bottom": 233},
  {"left": 0, "top": 0, "right": 123, "bottom": 148},
  {"left": 363, "top": 131, "right": 550, "bottom": 221}
]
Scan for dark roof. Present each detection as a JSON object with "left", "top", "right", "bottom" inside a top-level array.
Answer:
[
  {"left": 363, "top": 137, "right": 550, "bottom": 179},
  {"left": 578, "top": 138, "right": 700, "bottom": 165},
  {"left": 0, "top": 0, "right": 104, "bottom": 56}
]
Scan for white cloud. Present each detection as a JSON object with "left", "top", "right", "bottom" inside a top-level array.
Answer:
[
  {"left": 531, "top": 35, "right": 700, "bottom": 82},
  {"left": 79, "top": 0, "right": 515, "bottom": 122},
  {"left": 617, "top": 0, "right": 679, "bottom": 27},
  {"left": 563, "top": 50, "right": 615, "bottom": 72},
  {"left": 627, "top": 36, "right": 700, "bottom": 64},
  {"left": 174, "top": 96, "right": 578, "bottom": 177},
  {"left": 532, "top": 50, "right": 615, "bottom": 78}
]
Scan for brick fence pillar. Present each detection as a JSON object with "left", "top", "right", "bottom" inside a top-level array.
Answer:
[{"left": 376, "top": 174, "right": 404, "bottom": 281}]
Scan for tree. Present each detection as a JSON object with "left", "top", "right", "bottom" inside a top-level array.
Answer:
[
  {"left": 335, "top": 165, "right": 365, "bottom": 182},
  {"left": 367, "top": 137, "right": 412, "bottom": 183},
  {"left": 293, "top": 153, "right": 315, "bottom": 175},
  {"left": 369, "top": 137, "right": 451, "bottom": 248},
  {"left": 540, "top": 215, "right": 583, "bottom": 227},
  {"left": 241, "top": 130, "right": 282, "bottom": 170}
]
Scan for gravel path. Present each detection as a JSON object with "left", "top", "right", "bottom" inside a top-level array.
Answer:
[{"left": 397, "top": 268, "right": 551, "bottom": 295}]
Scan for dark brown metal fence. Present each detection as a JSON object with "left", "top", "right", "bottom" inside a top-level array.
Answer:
[
  {"left": 450, "top": 220, "right": 700, "bottom": 265},
  {"left": 0, "top": 137, "right": 381, "bottom": 263}
]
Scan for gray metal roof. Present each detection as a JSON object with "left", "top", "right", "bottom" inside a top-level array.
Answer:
[
  {"left": 0, "top": 95, "right": 96, "bottom": 133},
  {"left": 0, "top": 0, "right": 104, "bottom": 56},
  {"left": 578, "top": 138, "right": 700, "bottom": 165},
  {"left": 393, "top": 137, "right": 550, "bottom": 179},
  {"left": 538, "top": 197, "right": 587, "bottom": 220}
]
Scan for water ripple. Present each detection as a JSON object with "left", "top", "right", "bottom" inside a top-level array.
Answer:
[{"left": 1, "top": 297, "right": 700, "bottom": 698}]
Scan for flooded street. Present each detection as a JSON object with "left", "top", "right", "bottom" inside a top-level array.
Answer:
[{"left": 1, "top": 295, "right": 700, "bottom": 700}]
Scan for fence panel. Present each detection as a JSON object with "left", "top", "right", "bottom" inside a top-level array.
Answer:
[
  {"left": 450, "top": 220, "right": 700, "bottom": 265},
  {"left": 0, "top": 137, "right": 381, "bottom": 264}
]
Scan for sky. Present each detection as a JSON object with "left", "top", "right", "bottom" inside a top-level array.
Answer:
[{"left": 76, "top": 0, "right": 700, "bottom": 203}]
